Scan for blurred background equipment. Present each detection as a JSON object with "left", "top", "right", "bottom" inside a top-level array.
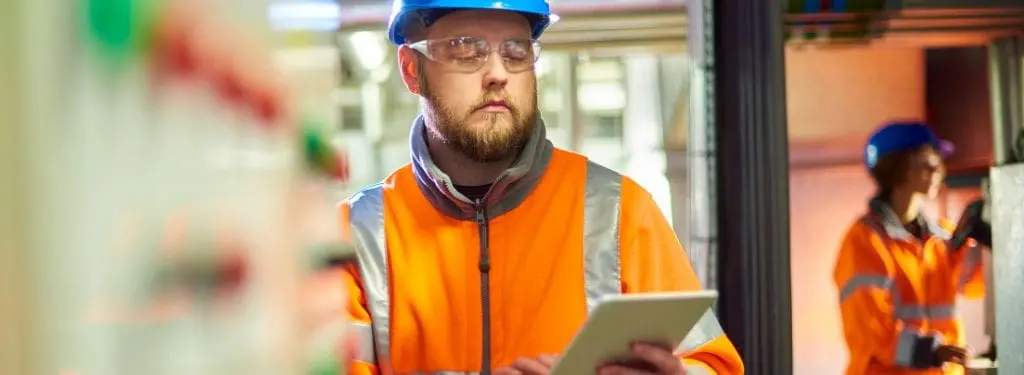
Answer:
[
  {"left": 989, "top": 35, "right": 1024, "bottom": 375},
  {"left": 784, "top": 0, "right": 1024, "bottom": 45},
  {"left": 0, "top": 0, "right": 350, "bottom": 374}
]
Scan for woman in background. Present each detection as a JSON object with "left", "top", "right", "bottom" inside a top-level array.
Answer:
[{"left": 833, "top": 122, "right": 986, "bottom": 375}]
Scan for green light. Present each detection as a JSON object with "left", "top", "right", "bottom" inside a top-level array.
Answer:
[
  {"left": 84, "top": 0, "right": 160, "bottom": 63},
  {"left": 304, "top": 125, "right": 327, "bottom": 169},
  {"left": 307, "top": 356, "right": 342, "bottom": 375},
  {"left": 303, "top": 119, "right": 341, "bottom": 177}
]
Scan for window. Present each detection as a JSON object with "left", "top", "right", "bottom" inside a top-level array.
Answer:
[
  {"left": 583, "top": 113, "right": 623, "bottom": 139},
  {"left": 340, "top": 107, "right": 363, "bottom": 131}
]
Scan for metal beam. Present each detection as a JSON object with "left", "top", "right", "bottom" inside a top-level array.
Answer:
[
  {"left": 989, "top": 37, "right": 1023, "bottom": 165},
  {"left": 711, "top": 0, "right": 794, "bottom": 372},
  {"left": 564, "top": 52, "right": 583, "bottom": 152}
]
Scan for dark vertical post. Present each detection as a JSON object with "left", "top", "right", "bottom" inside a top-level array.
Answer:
[
  {"left": 988, "top": 37, "right": 1023, "bottom": 166},
  {"left": 711, "top": 0, "right": 793, "bottom": 372}
]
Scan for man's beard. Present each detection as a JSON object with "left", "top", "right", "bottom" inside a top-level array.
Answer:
[{"left": 419, "top": 70, "right": 538, "bottom": 163}]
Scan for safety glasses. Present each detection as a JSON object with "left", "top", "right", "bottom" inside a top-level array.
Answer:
[
  {"left": 912, "top": 157, "right": 943, "bottom": 174},
  {"left": 407, "top": 36, "right": 541, "bottom": 74}
]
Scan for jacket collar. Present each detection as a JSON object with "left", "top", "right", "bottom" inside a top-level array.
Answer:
[
  {"left": 867, "top": 196, "right": 951, "bottom": 241},
  {"left": 409, "top": 114, "right": 553, "bottom": 220}
]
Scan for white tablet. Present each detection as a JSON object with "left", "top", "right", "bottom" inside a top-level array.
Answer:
[{"left": 547, "top": 291, "right": 718, "bottom": 375}]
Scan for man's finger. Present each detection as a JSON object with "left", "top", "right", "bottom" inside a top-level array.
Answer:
[
  {"left": 493, "top": 366, "right": 524, "bottom": 375},
  {"left": 537, "top": 354, "right": 559, "bottom": 367},
  {"left": 631, "top": 343, "right": 683, "bottom": 373},
  {"left": 633, "top": 341, "right": 675, "bottom": 352},
  {"left": 597, "top": 364, "right": 654, "bottom": 375},
  {"left": 511, "top": 358, "right": 550, "bottom": 375}
]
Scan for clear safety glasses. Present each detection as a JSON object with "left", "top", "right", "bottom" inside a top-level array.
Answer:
[{"left": 407, "top": 37, "right": 542, "bottom": 74}]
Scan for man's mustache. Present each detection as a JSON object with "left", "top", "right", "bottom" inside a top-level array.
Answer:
[{"left": 471, "top": 95, "right": 516, "bottom": 112}]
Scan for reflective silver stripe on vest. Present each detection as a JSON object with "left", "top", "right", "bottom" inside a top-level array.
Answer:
[
  {"left": 842, "top": 215, "right": 969, "bottom": 320},
  {"left": 893, "top": 328, "right": 947, "bottom": 367},
  {"left": 894, "top": 304, "right": 957, "bottom": 320},
  {"left": 679, "top": 309, "right": 725, "bottom": 353},
  {"left": 346, "top": 162, "right": 726, "bottom": 369},
  {"left": 838, "top": 274, "right": 960, "bottom": 361},
  {"left": 582, "top": 161, "right": 623, "bottom": 314},
  {"left": 684, "top": 364, "right": 714, "bottom": 375},
  {"left": 839, "top": 275, "right": 959, "bottom": 320},
  {"left": 838, "top": 275, "right": 893, "bottom": 301},
  {"left": 583, "top": 161, "right": 724, "bottom": 354},
  {"left": 349, "top": 322, "right": 376, "bottom": 363},
  {"left": 348, "top": 184, "right": 390, "bottom": 363},
  {"left": 893, "top": 329, "right": 918, "bottom": 367}
]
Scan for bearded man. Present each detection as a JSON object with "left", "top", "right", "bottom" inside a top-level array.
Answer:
[{"left": 335, "top": 1, "right": 744, "bottom": 374}]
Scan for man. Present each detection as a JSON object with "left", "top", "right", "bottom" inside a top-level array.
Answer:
[{"left": 337, "top": 0, "right": 744, "bottom": 374}]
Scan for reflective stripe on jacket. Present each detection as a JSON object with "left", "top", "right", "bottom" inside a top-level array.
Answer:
[
  {"left": 833, "top": 198, "right": 985, "bottom": 375},
  {"left": 338, "top": 116, "right": 744, "bottom": 375}
]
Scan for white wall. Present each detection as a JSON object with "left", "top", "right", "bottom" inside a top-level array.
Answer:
[
  {"left": 786, "top": 47, "right": 926, "bottom": 141},
  {"left": 789, "top": 165, "right": 875, "bottom": 374}
]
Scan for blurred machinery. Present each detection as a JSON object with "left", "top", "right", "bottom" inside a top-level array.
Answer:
[
  {"left": 784, "top": 0, "right": 1024, "bottom": 45},
  {"left": 0, "top": 0, "right": 350, "bottom": 374}
]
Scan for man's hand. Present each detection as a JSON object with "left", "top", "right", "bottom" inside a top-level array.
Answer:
[
  {"left": 493, "top": 354, "right": 559, "bottom": 375},
  {"left": 597, "top": 343, "right": 687, "bottom": 375},
  {"left": 936, "top": 345, "right": 968, "bottom": 365}
]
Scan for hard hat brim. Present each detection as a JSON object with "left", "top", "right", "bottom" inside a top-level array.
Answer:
[{"left": 388, "top": 5, "right": 554, "bottom": 45}]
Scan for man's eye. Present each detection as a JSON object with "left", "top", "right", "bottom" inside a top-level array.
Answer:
[
  {"left": 452, "top": 56, "right": 484, "bottom": 66},
  {"left": 450, "top": 49, "right": 479, "bottom": 58},
  {"left": 503, "top": 43, "right": 532, "bottom": 59},
  {"left": 503, "top": 51, "right": 528, "bottom": 60},
  {"left": 445, "top": 38, "right": 477, "bottom": 49},
  {"left": 443, "top": 44, "right": 479, "bottom": 58}
]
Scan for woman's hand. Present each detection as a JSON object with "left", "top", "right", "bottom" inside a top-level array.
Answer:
[{"left": 935, "top": 345, "right": 968, "bottom": 365}]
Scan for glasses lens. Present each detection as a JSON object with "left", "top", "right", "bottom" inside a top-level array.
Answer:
[
  {"left": 500, "top": 40, "right": 539, "bottom": 72},
  {"left": 420, "top": 38, "right": 541, "bottom": 73},
  {"left": 430, "top": 37, "right": 488, "bottom": 71}
]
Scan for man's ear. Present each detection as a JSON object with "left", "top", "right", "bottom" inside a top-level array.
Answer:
[{"left": 397, "top": 46, "right": 421, "bottom": 95}]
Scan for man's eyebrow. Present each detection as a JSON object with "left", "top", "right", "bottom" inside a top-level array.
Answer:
[{"left": 492, "top": 34, "right": 533, "bottom": 40}]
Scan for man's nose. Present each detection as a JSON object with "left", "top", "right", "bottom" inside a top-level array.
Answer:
[{"left": 481, "top": 53, "right": 509, "bottom": 90}]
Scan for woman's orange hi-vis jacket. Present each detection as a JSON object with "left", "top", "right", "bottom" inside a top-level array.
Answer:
[
  {"left": 336, "top": 116, "right": 743, "bottom": 375},
  {"left": 833, "top": 198, "right": 985, "bottom": 375}
]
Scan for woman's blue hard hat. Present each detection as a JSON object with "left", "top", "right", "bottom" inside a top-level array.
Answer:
[
  {"left": 864, "top": 121, "right": 954, "bottom": 169},
  {"left": 387, "top": 0, "right": 556, "bottom": 45}
]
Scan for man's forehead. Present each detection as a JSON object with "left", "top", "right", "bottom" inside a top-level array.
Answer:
[{"left": 426, "top": 10, "right": 531, "bottom": 38}]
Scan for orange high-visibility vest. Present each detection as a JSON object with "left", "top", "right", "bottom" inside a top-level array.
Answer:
[
  {"left": 834, "top": 199, "right": 985, "bottom": 375},
  {"left": 337, "top": 117, "right": 744, "bottom": 375}
]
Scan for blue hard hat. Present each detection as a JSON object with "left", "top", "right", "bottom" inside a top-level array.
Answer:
[
  {"left": 865, "top": 121, "right": 954, "bottom": 169},
  {"left": 387, "top": 0, "right": 556, "bottom": 45}
]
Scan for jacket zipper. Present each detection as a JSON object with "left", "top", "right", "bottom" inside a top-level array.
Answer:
[{"left": 474, "top": 201, "right": 492, "bottom": 375}]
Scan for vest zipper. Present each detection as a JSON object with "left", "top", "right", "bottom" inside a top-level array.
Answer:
[{"left": 474, "top": 201, "right": 492, "bottom": 375}]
